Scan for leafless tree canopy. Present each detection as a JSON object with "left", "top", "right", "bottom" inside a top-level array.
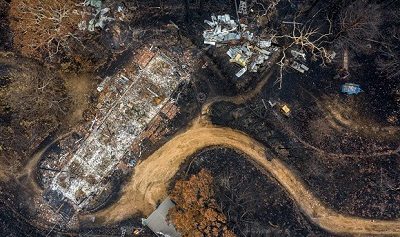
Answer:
[
  {"left": 9, "top": 0, "right": 85, "bottom": 61},
  {"left": 249, "top": 0, "right": 282, "bottom": 22},
  {"left": 215, "top": 171, "right": 261, "bottom": 235},
  {"left": 377, "top": 48, "right": 400, "bottom": 80},
  {"left": 336, "top": 0, "right": 382, "bottom": 52},
  {"left": 376, "top": 11, "right": 400, "bottom": 80},
  {"left": 272, "top": 17, "right": 334, "bottom": 88}
]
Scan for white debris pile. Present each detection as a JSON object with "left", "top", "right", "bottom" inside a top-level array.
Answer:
[
  {"left": 238, "top": 1, "right": 248, "bottom": 15},
  {"left": 78, "top": 0, "right": 114, "bottom": 32},
  {"left": 203, "top": 14, "right": 278, "bottom": 77},
  {"left": 48, "top": 52, "right": 185, "bottom": 207},
  {"left": 203, "top": 14, "right": 240, "bottom": 45},
  {"left": 289, "top": 49, "right": 309, "bottom": 73}
]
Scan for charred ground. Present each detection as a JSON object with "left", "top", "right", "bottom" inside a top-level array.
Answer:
[
  {"left": 210, "top": 60, "right": 400, "bottom": 220},
  {"left": 171, "top": 147, "right": 330, "bottom": 236},
  {"left": 0, "top": 0, "right": 399, "bottom": 236}
]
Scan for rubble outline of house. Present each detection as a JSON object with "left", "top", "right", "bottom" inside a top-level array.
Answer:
[{"left": 46, "top": 47, "right": 189, "bottom": 208}]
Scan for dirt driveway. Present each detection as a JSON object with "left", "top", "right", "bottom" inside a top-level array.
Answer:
[{"left": 86, "top": 118, "right": 400, "bottom": 235}]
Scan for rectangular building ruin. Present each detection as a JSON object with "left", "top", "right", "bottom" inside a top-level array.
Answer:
[{"left": 48, "top": 48, "right": 187, "bottom": 207}]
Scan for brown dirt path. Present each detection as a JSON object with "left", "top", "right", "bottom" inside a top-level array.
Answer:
[
  {"left": 201, "top": 69, "right": 275, "bottom": 115},
  {"left": 17, "top": 131, "right": 75, "bottom": 194},
  {"left": 87, "top": 122, "right": 400, "bottom": 236},
  {"left": 299, "top": 85, "right": 400, "bottom": 137}
]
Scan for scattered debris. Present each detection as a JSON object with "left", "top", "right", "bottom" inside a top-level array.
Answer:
[
  {"left": 117, "top": 4, "right": 125, "bottom": 13},
  {"left": 133, "top": 228, "right": 143, "bottom": 235},
  {"left": 136, "top": 47, "right": 156, "bottom": 69},
  {"left": 238, "top": 1, "right": 248, "bottom": 15},
  {"left": 229, "top": 49, "right": 248, "bottom": 68},
  {"left": 335, "top": 68, "right": 350, "bottom": 80},
  {"left": 289, "top": 49, "right": 309, "bottom": 73},
  {"left": 84, "top": 0, "right": 102, "bottom": 10},
  {"left": 203, "top": 14, "right": 278, "bottom": 77},
  {"left": 88, "top": 8, "right": 114, "bottom": 31},
  {"left": 290, "top": 61, "right": 309, "bottom": 73},
  {"left": 258, "top": 40, "right": 272, "bottom": 49},
  {"left": 268, "top": 100, "right": 277, "bottom": 107},
  {"left": 235, "top": 67, "right": 247, "bottom": 77},
  {"left": 341, "top": 83, "right": 363, "bottom": 95},
  {"left": 291, "top": 49, "right": 306, "bottom": 61},
  {"left": 97, "top": 76, "right": 112, "bottom": 92},
  {"left": 46, "top": 47, "right": 189, "bottom": 207},
  {"left": 203, "top": 14, "right": 238, "bottom": 44},
  {"left": 81, "top": 0, "right": 114, "bottom": 32}
]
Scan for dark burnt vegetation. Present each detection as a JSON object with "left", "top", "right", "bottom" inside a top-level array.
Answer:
[
  {"left": 0, "top": 201, "right": 45, "bottom": 237},
  {"left": 172, "top": 147, "right": 329, "bottom": 236},
  {"left": 292, "top": 153, "right": 400, "bottom": 220},
  {"left": 331, "top": 1, "right": 399, "bottom": 124},
  {"left": 264, "top": 1, "right": 399, "bottom": 111},
  {"left": 208, "top": 1, "right": 400, "bottom": 219},
  {"left": 0, "top": 0, "right": 399, "bottom": 235},
  {"left": 0, "top": 0, "right": 12, "bottom": 51},
  {"left": 333, "top": 1, "right": 382, "bottom": 54},
  {"left": 0, "top": 56, "right": 71, "bottom": 170},
  {"left": 78, "top": 217, "right": 155, "bottom": 237},
  {"left": 210, "top": 65, "right": 400, "bottom": 221}
]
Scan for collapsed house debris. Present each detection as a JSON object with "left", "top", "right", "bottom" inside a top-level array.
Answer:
[
  {"left": 203, "top": 13, "right": 317, "bottom": 82},
  {"left": 79, "top": 0, "right": 114, "bottom": 32},
  {"left": 238, "top": 1, "right": 248, "bottom": 15},
  {"left": 42, "top": 47, "right": 190, "bottom": 208},
  {"left": 203, "top": 14, "right": 240, "bottom": 45},
  {"left": 290, "top": 61, "right": 309, "bottom": 73},
  {"left": 203, "top": 14, "right": 278, "bottom": 77},
  {"left": 289, "top": 49, "right": 309, "bottom": 73}
]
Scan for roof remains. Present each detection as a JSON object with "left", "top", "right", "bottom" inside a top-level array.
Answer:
[
  {"left": 203, "top": 14, "right": 277, "bottom": 77},
  {"left": 47, "top": 49, "right": 185, "bottom": 207},
  {"left": 143, "top": 197, "right": 180, "bottom": 237}
]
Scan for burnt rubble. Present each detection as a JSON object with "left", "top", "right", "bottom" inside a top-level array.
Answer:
[{"left": 203, "top": 14, "right": 279, "bottom": 78}]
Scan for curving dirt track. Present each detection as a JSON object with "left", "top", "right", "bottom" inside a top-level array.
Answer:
[{"left": 89, "top": 120, "right": 400, "bottom": 236}]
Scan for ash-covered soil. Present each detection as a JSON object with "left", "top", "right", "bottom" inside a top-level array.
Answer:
[
  {"left": 210, "top": 62, "right": 400, "bottom": 220},
  {"left": 171, "top": 147, "right": 331, "bottom": 236},
  {"left": 1, "top": 0, "right": 399, "bottom": 235}
]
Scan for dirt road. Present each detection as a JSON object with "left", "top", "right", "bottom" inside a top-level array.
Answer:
[
  {"left": 89, "top": 121, "right": 400, "bottom": 236},
  {"left": 201, "top": 69, "right": 275, "bottom": 115},
  {"left": 85, "top": 71, "right": 400, "bottom": 236}
]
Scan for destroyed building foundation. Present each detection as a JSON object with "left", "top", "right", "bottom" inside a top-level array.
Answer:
[{"left": 40, "top": 46, "right": 191, "bottom": 210}]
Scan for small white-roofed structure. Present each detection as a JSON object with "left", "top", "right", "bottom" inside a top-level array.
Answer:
[{"left": 142, "top": 197, "right": 180, "bottom": 237}]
